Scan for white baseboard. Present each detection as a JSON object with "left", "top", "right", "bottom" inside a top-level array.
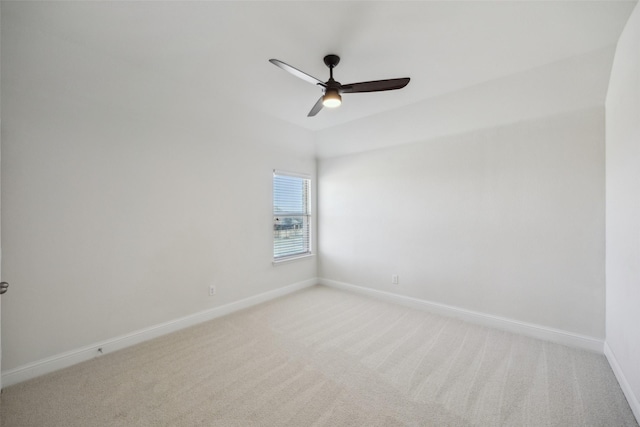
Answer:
[
  {"left": 1, "top": 278, "right": 317, "bottom": 388},
  {"left": 319, "top": 278, "right": 604, "bottom": 353},
  {"left": 604, "top": 342, "right": 640, "bottom": 424}
]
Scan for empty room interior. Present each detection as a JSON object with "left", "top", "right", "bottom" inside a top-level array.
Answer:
[{"left": 1, "top": 1, "right": 639, "bottom": 425}]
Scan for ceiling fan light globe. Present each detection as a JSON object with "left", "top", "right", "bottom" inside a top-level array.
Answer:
[{"left": 323, "top": 90, "right": 342, "bottom": 108}]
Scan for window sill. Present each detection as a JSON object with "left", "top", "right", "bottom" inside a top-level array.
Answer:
[{"left": 272, "top": 253, "right": 314, "bottom": 265}]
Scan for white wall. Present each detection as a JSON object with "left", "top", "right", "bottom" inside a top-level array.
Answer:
[
  {"left": 1, "top": 13, "right": 316, "bottom": 373},
  {"left": 319, "top": 107, "right": 605, "bottom": 339},
  {"left": 605, "top": 2, "right": 640, "bottom": 420}
]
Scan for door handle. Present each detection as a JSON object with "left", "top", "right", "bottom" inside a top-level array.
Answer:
[{"left": 0, "top": 282, "right": 8, "bottom": 295}]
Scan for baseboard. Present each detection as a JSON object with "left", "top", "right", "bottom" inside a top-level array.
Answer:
[
  {"left": 1, "top": 278, "right": 317, "bottom": 388},
  {"left": 604, "top": 342, "right": 640, "bottom": 424},
  {"left": 319, "top": 278, "right": 604, "bottom": 353}
]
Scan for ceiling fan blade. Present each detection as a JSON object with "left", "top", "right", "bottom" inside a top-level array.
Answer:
[
  {"left": 269, "top": 59, "right": 325, "bottom": 86},
  {"left": 307, "top": 97, "right": 324, "bottom": 117},
  {"left": 340, "top": 78, "right": 410, "bottom": 94}
]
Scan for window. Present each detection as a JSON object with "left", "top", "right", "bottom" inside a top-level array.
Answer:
[{"left": 273, "top": 170, "right": 311, "bottom": 261}]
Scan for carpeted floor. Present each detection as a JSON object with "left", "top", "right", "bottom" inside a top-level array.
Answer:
[{"left": 1, "top": 285, "right": 637, "bottom": 426}]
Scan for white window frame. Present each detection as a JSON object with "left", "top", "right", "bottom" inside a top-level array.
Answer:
[{"left": 272, "top": 170, "right": 312, "bottom": 263}]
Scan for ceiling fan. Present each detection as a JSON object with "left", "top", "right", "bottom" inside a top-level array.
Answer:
[{"left": 269, "top": 54, "right": 410, "bottom": 117}]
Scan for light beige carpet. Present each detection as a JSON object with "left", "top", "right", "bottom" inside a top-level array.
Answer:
[{"left": 1, "top": 285, "right": 637, "bottom": 426}]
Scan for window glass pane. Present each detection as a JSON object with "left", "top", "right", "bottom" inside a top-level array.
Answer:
[
  {"left": 273, "top": 175, "right": 308, "bottom": 214},
  {"left": 274, "top": 215, "right": 309, "bottom": 258}
]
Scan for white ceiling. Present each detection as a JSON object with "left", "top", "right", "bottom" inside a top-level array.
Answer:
[{"left": 2, "top": 1, "right": 637, "bottom": 135}]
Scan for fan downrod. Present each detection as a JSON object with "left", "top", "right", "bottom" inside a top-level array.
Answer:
[{"left": 323, "top": 54, "right": 340, "bottom": 69}]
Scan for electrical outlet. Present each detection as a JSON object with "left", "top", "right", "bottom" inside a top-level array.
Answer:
[
  {"left": 209, "top": 285, "right": 216, "bottom": 296},
  {"left": 392, "top": 274, "right": 399, "bottom": 284}
]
